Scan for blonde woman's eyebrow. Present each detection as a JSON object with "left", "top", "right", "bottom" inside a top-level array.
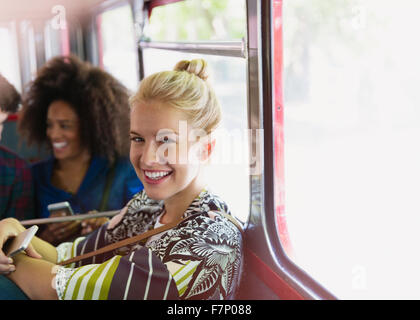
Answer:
[
  {"left": 129, "top": 130, "right": 143, "bottom": 136},
  {"left": 156, "top": 129, "right": 179, "bottom": 136}
]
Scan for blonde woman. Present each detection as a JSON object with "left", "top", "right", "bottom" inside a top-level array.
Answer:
[{"left": 0, "top": 59, "right": 243, "bottom": 300}]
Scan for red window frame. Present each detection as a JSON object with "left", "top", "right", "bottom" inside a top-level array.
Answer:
[{"left": 272, "top": 0, "right": 293, "bottom": 258}]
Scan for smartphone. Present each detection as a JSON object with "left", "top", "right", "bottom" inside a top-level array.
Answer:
[
  {"left": 5, "top": 225, "right": 39, "bottom": 258},
  {"left": 47, "top": 201, "right": 74, "bottom": 216}
]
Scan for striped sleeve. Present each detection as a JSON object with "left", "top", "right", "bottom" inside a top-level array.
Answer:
[
  {"left": 55, "top": 247, "right": 179, "bottom": 300},
  {"left": 57, "top": 256, "right": 121, "bottom": 300},
  {"left": 106, "top": 247, "right": 179, "bottom": 300}
]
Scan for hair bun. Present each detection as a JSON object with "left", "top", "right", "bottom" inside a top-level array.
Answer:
[{"left": 174, "top": 59, "right": 209, "bottom": 81}]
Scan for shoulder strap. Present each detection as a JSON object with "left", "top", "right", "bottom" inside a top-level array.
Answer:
[
  {"left": 98, "top": 162, "right": 116, "bottom": 212},
  {"left": 59, "top": 212, "right": 244, "bottom": 267},
  {"left": 58, "top": 218, "right": 182, "bottom": 266},
  {"left": 220, "top": 213, "right": 244, "bottom": 235}
]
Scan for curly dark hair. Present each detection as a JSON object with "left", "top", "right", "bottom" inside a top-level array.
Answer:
[
  {"left": 0, "top": 73, "right": 21, "bottom": 113},
  {"left": 18, "top": 55, "right": 131, "bottom": 163}
]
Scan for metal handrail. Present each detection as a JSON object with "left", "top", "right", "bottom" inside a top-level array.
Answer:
[
  {"left": 20, "top": 210, "right": 120, "bottom": 226},
  {"left": 139, "top": 39, "right": 247, "bottom": 58}
]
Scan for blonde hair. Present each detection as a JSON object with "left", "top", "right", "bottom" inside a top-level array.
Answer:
[{"left": 130, "top": 59, "right": 221, "bottom": 133}]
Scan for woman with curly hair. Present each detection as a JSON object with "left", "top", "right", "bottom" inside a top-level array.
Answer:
[
  {"left": 18, "top": 55, "right": 143, "bottom": 244},
  {"left": 0, "top": 58, "right": 243, "bottom": 300}
]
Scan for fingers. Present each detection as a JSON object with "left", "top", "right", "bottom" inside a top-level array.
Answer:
[
  {"left": 80, "top": 218, "right": 109, "bottom": 235},
  {"left": 25, "top": 243, "right": 42, "bottom": 259},
  {"left": 0, "top": 251, "right": 15, "bottom": 274},
  {"left": 47, "top": 221, "right": 74, "bottom": 233},
  {"left": 50, "top": 211, "right": 68, "bottom": 218},
  {"left": 94, "top": 218, "right": 109, "bottom": 229},
  {"left": 58, "top": 221, "right": 81, "bottom": 240},
  {"left": 0, "top": 219, "right": 23, "bottom": 274},
  {"left": 80, "top": 226, "right": 93, "bottom": 236},
  {"left": 49, "top": 221, "right": 81, "bottom": 240},
  {"left": 0, "top": 229, "right": 18, "bottom": 259},
  {"left": 39, "top": 221, "right": 82, "bottom": 244},
  {"left": 80, "top": 219, "right": 95, "bottom": 235}
]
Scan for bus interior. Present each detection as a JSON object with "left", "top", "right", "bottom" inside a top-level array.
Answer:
[{"left": 2, "top": 0, "right": 419, "bottom": 300}]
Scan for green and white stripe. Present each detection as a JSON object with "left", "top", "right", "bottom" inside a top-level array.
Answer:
[
  {"left": 171, "top": 260, "right": 200, "bottom": 296},
  {"left": 55, "top": 237, "right": 85, "bottom": 266},
  {"left": 62, "top": 255, "right": 121, "bottom": 300}
]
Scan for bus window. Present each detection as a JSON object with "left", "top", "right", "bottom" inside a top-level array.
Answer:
[
  {"left": 0, "top": 20, "right": 46, "bottom": 161},
  {"left": 96, "top": 3, "right": 139, "bottom": 92},
  {"left": 282, "top": 0, "right": 420, "bottom": 299},
  {"left": 0, "top": 22, "right": 22, "bottom": 92},
  {"left": 142, "top": 0, "right": 249, "bottom": 222},
  {"left": 146, "top": 0, "right": 246, "bottom": 42},
  {"left": 44, "top": 17, "right": 70, "bottom": 60},
  {"left": 18, "top": 20, "right": 38, "bottom": 85}
]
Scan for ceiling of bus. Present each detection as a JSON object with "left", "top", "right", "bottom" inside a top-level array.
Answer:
[
  {"left": 0, "top": 0, "right": 185, "bottom": 21},
  {"left": 0, "top": 0, "right": 115, "bottom": 21}
]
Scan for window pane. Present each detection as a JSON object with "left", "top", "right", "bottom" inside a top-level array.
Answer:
[
  {"left": 143, "top": 49, "right": 250, "bottom": 222},
  {"left": 44, "top": 19, "right": 70, "bottom": 60},
  {"left": 19, "top": 20, "right": 38, "bottom": 83},
  {"left": 98, "top": 4, "right": 138, "bottom": 92},
  {"left": 145, "top": 0, "right": 246, "bottom": 42},
  {"left": 283, "top": 0, "right": 420, "bottom": 299},
  {"left": 0, "top": 22, "right": 21, "bottom": 93}
]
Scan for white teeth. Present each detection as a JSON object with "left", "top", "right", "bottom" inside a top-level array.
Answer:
[
  {"left": 144, "top": 171, "right": 171, "bottom": 180},
  {"left": 53, "top": 142, "right": 67, "bottom": 149}
]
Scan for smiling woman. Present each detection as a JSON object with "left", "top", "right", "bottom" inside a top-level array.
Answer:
[
  {"left": 0, "top": 58, "right": 243, "bottom": 301},
  {"left": 17, "top": 55, "right": 143, "bottom": 245},
  {"left": 50, "top": 58, "right": 243, "bottom": 300}
]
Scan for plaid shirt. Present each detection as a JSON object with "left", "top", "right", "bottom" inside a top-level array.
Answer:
[{"left": 0, "top": 145, "right": 35, "bottom": 220}]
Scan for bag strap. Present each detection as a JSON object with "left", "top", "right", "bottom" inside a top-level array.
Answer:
[
  {"left": 58, "top": 218, "right": 182, "bottom": 266},
  {"left": 58, "top": 212, "right": 243, "bottom": 267},
  {"left": 98, "top": 162, "right": 116, "bottom": 212},
  {"left": 221, "top": 213, "right": 244, "bottom": 235}
]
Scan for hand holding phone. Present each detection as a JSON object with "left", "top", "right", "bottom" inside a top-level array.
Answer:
[
  {"left": 4, "top": 225, "right": 39, "bottom": 258},
  {"left": 0, "top": 220, "right": 42, "bottom": 274},
  {"left": 41, "top": 202, "right": 80, "bottom": 245},
  {"left": 47, "top": 201, "right": 74, "bottom": 216}
]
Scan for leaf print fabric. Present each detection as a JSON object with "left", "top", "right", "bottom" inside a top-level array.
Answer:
[{"left": 55, "top": 189, "right": 243, "bottom": 300}]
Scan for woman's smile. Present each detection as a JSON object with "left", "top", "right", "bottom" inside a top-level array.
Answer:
[
  {"left": 51, "top": 141, "right": 69, "bottom": 153},
  {"left": 142, "top": 169, "right": 173, "bottom": 184}
]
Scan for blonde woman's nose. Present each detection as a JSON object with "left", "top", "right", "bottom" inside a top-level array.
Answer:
[{"left": 141, "top": 141, "right": 160, "bottom": 166}]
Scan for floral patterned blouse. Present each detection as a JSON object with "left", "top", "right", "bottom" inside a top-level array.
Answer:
[{"left": 54, "top": 189, "right": 243, "bottom": 300}]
